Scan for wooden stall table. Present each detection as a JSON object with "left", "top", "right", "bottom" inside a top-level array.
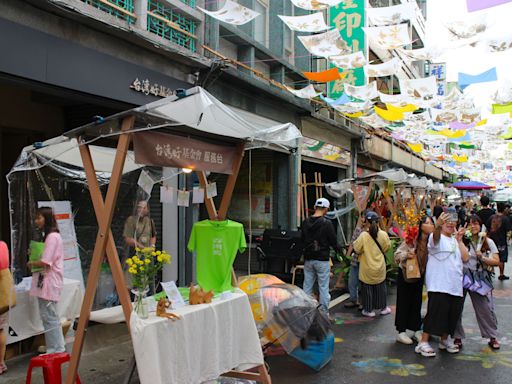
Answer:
[{"left": 129, "top": 289, "right": 266, "bottom": 384}]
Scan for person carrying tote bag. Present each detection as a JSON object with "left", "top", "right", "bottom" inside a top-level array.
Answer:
[
  {"left": 394, "top": 216, "right": 434, "bottom": 345},
  {"left": 0, "top": 240, "right": 14, "bottom": 374}
]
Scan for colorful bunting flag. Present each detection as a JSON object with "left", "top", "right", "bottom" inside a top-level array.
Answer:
[
  {"left": 286, "top": 85, "right": 323, "bottom": 99},
  {"left": 408, "top": 143, "right": 423, "bottom": 153},
  {"left": 303, "top": 68, "right": 345, "bottom": 82},
  {"left": 298, "top": 29, "right": 351, "bottom": 58},
  {"left": 329, "top": 52, "right": 367, "bottom": 69},
  {"left": 458, "top": 68, "right": 497, "bottom": 90},
  {"left": 366, "top": 3, "right": 416, "bottom": 26},
  {"left": 364, "top": 58, "right": 400, "bottom": 78},
  {"left": 374, "top": 106, "right": 404, "bottom": 122},
  {"left": 492, "top": 102, "right": 512, "bottom": 114},
  {"left": 386, "top": 104, "right": 418, "bottom": 113},
  {"left": 363, "top": 24, "right": 411, "bottom": 50},
  {"left": 466, "top": 0, "right": 512, "bottom": 12}
]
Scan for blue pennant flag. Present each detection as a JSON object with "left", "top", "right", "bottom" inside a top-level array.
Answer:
[
  {"left": 321, "top": 93, "right": 350, "bottom": 106},
  {"left": 458, "top": 68, "right": 497, "bottom": 90}
]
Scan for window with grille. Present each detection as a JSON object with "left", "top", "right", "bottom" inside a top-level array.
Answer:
[
  {"left": 81, "top": 0, "right": 135, "bottom": 24},
  {"left": 147, "top": 0, "right": 198, "bottom": 52}
]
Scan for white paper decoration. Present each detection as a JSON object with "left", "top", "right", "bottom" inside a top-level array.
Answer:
[
  {"left": 329, "top": 51, "right": 367, "bottom": 69},
  {"left": 198, "top": 0, "right": 259, "bottom": 26},
  {"left": 278, "top": 12, "right": 332, "bottom": 33},
  {"left": 286, "top": 84, "right": 323, "bottom": 99},
  {"left": 364, "top": 57, "right": 400, "bottom": 77},
  {"left": 298, "top": 29, "right": 351, "bottom": 58},
  {"left": 363, "top": 23, "right": 411, "bottom": 50},
  {"left": 366, "top": 3, "right": 416, "bottom": 26}
]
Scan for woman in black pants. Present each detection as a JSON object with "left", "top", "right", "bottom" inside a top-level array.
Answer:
[{"left": 394, "top": 216, "right": 434, "bottom": 344}]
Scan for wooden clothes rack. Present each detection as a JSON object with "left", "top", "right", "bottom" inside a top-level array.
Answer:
[
  {"left": 65, "top": 117, "right": 271, "bottom": 384},
  {"left": 299, "top": 172, "right": 324, "bottom": 221}
]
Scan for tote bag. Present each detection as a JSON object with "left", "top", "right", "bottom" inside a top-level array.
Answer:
[{"left": 0, "top": 268, "right": 16, "bottom": 315}]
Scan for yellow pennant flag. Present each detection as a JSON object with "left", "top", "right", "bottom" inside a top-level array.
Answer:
[
  {"left": 492, "top": 102, "right": 512, "bottom": 114},
  {"left": 439, "top": 129, "right": 466, "bottom": 139},
  {"left": 375, "top": 106, "right": 404, "bottom": 121},
  {"left": 344, "top": 112, "right": 364, "bottom": 118},
  {"left": 386, "top": 103, "right": 419, "bottom": 113},
  {"left": 453, "top": 154, "right": 468, "bottom": 163},
  {"left": 476, "top": 119, "right": 487, "bottom": 126},
  {"left": 407, "top": 143, "right": 423, "bottom": 153}
]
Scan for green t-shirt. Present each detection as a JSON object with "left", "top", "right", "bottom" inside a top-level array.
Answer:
[{"left": 187, "top": 220, "right": 246, "bottom": 293}]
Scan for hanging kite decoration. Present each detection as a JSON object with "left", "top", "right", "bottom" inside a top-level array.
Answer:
[
  {"left": 298, "top": 29, "right": 351, "bottom": 58},
  {"left": 366, "top": 3, "right": 417, "bottom": 26},
  {"left": 343, "top": 81, "right": 379, "bottom": 101},
  {"left": 286, "top": 84, "right": 323, "bottom": 99},
  {"left": 329, "top": 51, "right": 367, "bottom": 69},
  {"left": 197, "top": 0, "right": 259, "bottom": 26},
  {"left": 363, "top": 24, "right": 411, "bottom": 50},
  {"left": 364, "top": 57, "right": 400, "bottom": 78},
  {"left": 278, "top": 12, "right": 332, "bottom": 33}
]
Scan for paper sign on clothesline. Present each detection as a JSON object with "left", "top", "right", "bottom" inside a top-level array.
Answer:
[
  {"left": 206, "top": 182, "right": 218, "bottom": 199},
  {"left": 177, "top": 190, "right": 190, "bottom": 207},
  {"left": 160, "top": 186, "right": 176, "bottom": 204},
  {"left": 138, "top": 170, "right": 154, "bottom": 195},
  {"left": 192, "top": 187, "right": 205, "bottom": 204}
]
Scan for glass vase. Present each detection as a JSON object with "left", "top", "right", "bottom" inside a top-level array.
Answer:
[{"left": 132, "top": 287, "right": 149, "bottom": 319}]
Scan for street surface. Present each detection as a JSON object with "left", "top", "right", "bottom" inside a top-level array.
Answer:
[{"left": 3, "top": 270, "right": 512, "bottom": 384}]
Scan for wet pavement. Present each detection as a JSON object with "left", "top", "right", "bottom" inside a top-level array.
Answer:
[
  {"left": 267, "top": 272, "right": 512, "bottom": 384},
  {"left": 3, "top": 270, "right": 512, "bottom": 383}
]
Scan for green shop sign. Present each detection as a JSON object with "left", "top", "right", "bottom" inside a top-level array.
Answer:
[{"left": 328, "top": 0, "right": 366, "bottom": 99}]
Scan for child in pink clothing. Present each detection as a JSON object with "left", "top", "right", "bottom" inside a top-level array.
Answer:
[{"left": 28, "top": 207, "right": 65, "bottom": 354}]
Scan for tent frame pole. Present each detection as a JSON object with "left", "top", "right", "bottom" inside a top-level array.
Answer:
[{"left": 65, "top": 116, "right": 134, "bottom": 384}]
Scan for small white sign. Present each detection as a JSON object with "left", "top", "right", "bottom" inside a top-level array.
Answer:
[
  {"left": 160, "top": 281, "right": 186, "bottom": 309},
  {"left": 160, "top": 186, "right": 176, "bottom": 204},
  {"left": 177, "top": 190, "right": 190, "bottom": 207},
  {"left": 138, "top": 170, "right": 154, "bottom": 195},
  {"left": 192, "top": 187, "right": 205, "bottom": 204},
  {"left": 206, "top": 182, "right": 218, "bottom": 199}
]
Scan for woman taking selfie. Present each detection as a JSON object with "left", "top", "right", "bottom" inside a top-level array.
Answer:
[
  {"left": 394, "top": 216, "right": 434, "bottom": 345},
  {"left": 454, "top": 215, "right": 500, "bottom": 349},
  {"left": 415, "top": 211, "right": 469, "bottom": 357}
]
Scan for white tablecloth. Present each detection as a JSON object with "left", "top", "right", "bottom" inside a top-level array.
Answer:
[
  {"left": 7, "top": 278, "right": 83, "bottom": 344},
  {"left": 130, "top": 289, "right": 264, "bottom": 384}
]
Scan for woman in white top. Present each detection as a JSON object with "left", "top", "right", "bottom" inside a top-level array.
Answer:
[
  {"left": 454, "top": 214, "right": 501, "bottom": 349},
  {"left": 415, "top": 211, "right": 469, "bottom": 357}
]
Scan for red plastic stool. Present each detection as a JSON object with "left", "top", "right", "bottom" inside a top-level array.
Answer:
[{"left": 26, "top": 352, "right": 81, "bottom": 384}]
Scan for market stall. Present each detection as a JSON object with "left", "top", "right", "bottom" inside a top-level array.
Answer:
[{"left": 7, "top": 86, "right": 301, "bottom": 384}]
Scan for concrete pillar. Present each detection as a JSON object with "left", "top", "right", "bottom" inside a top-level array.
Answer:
[
  {"left": 289, "top": 144, "right": 301, "bottom": 230},
  {"left": 270, "top": 64, "right": 285, "bottom": 83},
  {"left": 133, "top": 0, "right": 148, "bottom": 31},
  {"left": 237, "top": 45, "right": 255, "bottom": 76},
  {"left": 203, "top": 0, "right": 220, "bottom": 51},
  {"left": 269, "top": 0, "right": 285, "bottom": 57},
  {"left": 238, "top": 0, "right": 254, "bottom": 37}
]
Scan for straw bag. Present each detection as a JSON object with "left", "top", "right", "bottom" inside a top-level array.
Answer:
[{"left": 0, "top": 268, "right": 16, "bottom": 315}]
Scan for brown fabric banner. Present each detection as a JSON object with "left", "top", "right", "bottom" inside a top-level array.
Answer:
[{"left": 134, "top": 131, "right": 238, "bottom": 174}]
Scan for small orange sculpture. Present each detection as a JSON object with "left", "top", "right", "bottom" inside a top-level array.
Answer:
[
  {"left": 156, "top": 298, "right": 181, "bottom": 321},
  {"left": 189, "top": 284, "right": 214, "bottom": 305}
]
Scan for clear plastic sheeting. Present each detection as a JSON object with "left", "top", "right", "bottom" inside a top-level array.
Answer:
[
  {"left": 8, "top": 143, "right": 165, "bottom": 315},
  {"left": 239, "top": 275, "right": 331, "bottom": 354},
  {"left": 325, "top": 180, "right": 353, "bottom": 198}
]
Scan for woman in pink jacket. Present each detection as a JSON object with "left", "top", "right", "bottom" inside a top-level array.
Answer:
[
  {"left": 0, "top": 241, "right": 10, "bottom": 374},
  {"left": 28, "top": 207, "right": 65, "bottom": 354}
]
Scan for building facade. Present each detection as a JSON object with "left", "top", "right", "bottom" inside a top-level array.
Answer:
[{"left": 0, "top": 0, "right": 444, "bottom": 286}]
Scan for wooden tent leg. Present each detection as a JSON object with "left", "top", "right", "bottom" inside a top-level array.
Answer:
[
  {"left": 223, "top": 364, "right": 271, "bottom": 384},
  {"left": 197, "top": 170, "right": 218, "bottom": 219},
  {"left": 218, "top": 143, "right": 245, "bottom": 221},
  {"left": 78, "top": 143, "right": 132, "bottom": 324},
  {"left": 66, "top": 117, "right": 134, "bottom": 384}
]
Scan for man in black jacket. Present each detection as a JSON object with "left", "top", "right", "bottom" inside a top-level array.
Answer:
[{"left": 301, "top": 198, "right": 342, "bottom": 316}]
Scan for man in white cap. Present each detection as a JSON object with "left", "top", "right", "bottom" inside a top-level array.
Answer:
[{"left": 301, "top": 198, "right": 342, "bottom": 318}]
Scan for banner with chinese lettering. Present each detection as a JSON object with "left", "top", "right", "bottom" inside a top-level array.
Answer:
[
  {"left": 134, "top": 131, "right": 237, "bottom": 174},
  {"left": 328, "top": 0, "right": 366, "bottom": 99},
  {"left": 427, "top": 63, "right": 447, "bottom": 96}
]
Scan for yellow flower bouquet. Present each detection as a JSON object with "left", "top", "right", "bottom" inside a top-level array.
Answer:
[{"left": 126, "top": 247, "right": 171, "bottom": 318}]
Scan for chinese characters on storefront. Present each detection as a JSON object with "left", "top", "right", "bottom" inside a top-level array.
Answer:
[
  {"left": 134, "top": 131, "right": 237, "bottom": 174},
  {"left": 328, "top": 0, "right": 366, "bottom": 99},
  {"left": 427, "top": 63, "right": 447, "bottom": 96},
  {"left": 130, "top": 78, "right": 175, "bottom": 97}
]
